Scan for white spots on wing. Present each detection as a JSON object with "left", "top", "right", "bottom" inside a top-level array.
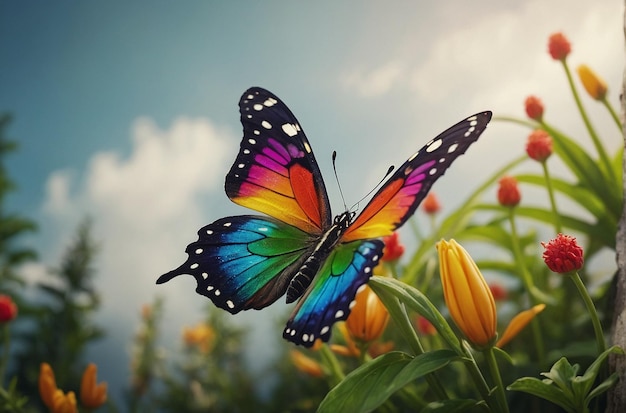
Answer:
[
  {"left": 289, "top": 329, "right": 296, "bottom": 337},
  {"left": 335, "top": 310, "right": 344, "bottom": 319},
  {"left": 426, "top": 138, "right": 442, "bottom": 152},
  {"left": 247, "top": 94, "right": 254, "bottom": 99},
  {"left": 207, "top": 285, "right": 214, "bottom": 291},
  {"left": 448, "top": 143, "right": 459, "bottom": 153},
  {"left": 302, "top": 333, "right": 309, "bottom": 342},
  {"left": 364, "top": 266, "right": 371, "bottom": 274},
  {"left": 214, "top": 289, "right": 221, "bottom": 296},
  {"left": 303, "top": 141, "right": 312, "bottom": 153},
  {"left": 372, "top": 254, "right": 379, "bottom": 262},
  {"left": 226, "top": 300, "right": 235, "bottom": 309},
  {"left": 253, "top": 104, "right": 263, "bottom": 111},
  {"left": 201, "top": 272, "right": 208, "bottom": 279},
  {"left": 253, "top": 130, "right": 260, "bottom": 135},
  {"left": 190, "top": 263, "right": 199, "bottom": 270},
  {"left": 206, "top": 229, "right": 213, "bottom": 235},
  {"left": 223, "top": 222, "right": 232, "bottom": 227},
  {"left": 408, "top": 151, "right": 419, "bottom": 162},
  {"left": 237, "top": 163, "right": 245, "bottom": 169},
  {"left": 248, "top": 138, "right": 257, "bottom": 145},
  {"left": 243, "top": 149, "right": 250, "bottom": 155},
  {"left": 246, "top": 114, "right": 252, "bottom": 119},
  {"left": 195, "top": 248, "right": 203, "bottom": 254},
  {"left": 320, "top": 326, "right": 329, "bottom": 335},
  {"left": 258, "top": 227, "right": 268, "bottom": 232},
  {"left": 261, "top": 120, "right": 272, "bottom": 129},
  {"left": 264, "top": 98, "right": 278, "bottom": 107},
  {"left": 356, "top": 284, "right": 367, "bottom": 294},
  {"left": 282, "top": 123, "right": 298, "bottom": 137},
  {"left": 467, "top": 115, "right": 478, "bottom": 122},
  {"left": 429, "top": 167, "right": 437, "bottom": 175},
  {"left": 349, "top": 300, "right": 356, "bottom": 309}
]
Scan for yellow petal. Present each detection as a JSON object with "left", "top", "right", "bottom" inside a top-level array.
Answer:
[
  {"left": 496, "top": 304, "right": 546, "bottom": 348},
  {"left": 577, "top": 64, "right": 607, "bottom": 100}
]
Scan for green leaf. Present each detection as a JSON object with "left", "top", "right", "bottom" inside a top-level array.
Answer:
[
  {"left": 585, "top": 372, "right": 620, "bottom": 405},
  {"left": 317, "top": 350, "right": 459, "bottom": 413},
  {"left": 369, "top": 276, "right": 462, "bottom": 353},
  {"left": 508, "top": 377, "right": 577, "bottom": 412},
  {"left": 578, "top": 345, "right": 624, "bottom": 397},
  {"left": 542, "top": 357, "right": 578, "bottom": 396}
]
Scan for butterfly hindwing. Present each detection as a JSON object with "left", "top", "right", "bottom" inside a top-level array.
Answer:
[
  {"left": 157, "top": 215, "right": 316, "bottom": 312},
  {"left": 342, "top": 111, "right": 492, "bottom": 242},
  {"left": 283, "top": 239, "right": 384, "bottom": 346},
  {"left": 226, "top": 87, "right": 332, "bottom": 234}
]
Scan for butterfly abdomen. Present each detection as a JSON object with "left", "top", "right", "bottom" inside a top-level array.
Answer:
[{"left": 286, "top": 212, "right": 352, "bottom": 303}]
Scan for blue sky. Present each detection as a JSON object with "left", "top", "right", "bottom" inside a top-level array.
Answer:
[{"left": 1, "top": 0, "right": 624, "bottom": 407}]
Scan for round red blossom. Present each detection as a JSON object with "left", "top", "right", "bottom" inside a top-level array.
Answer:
[
  {"left": 541, "top": 233, "right": 584, "bottom": 274},
  {"left": 548, "top": 32, "right": 571, "bottom": 61},
  {"left": 422, "top": 192, "right": 441, "bottom": 214},
  {"left": 524, "top": 96, "right": 544, "bottom": 121},
  {"left": 0, "top": 295, "right": 17, "bottom": 323},
  {"left": 526, "top": 129, "right": 553, "bottom": 162},
  {"left": 497, "top": 176, "right": 521, "bottom": 207},
  {"left": 489, "top": 283, "right": 508, "bottom": 301},
  {"left": 382, "top": 232, "right": 404, "bottom": 261}
]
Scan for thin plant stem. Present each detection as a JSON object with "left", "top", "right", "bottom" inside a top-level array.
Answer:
[
  {"left": 561, "top": 60, "right": 615, "bottom": 182},
  {"left": 541, "top": 160, "right": 562, "bottom": 233},
  {"left": 568, "top": 271, "right": 606, "bottom": 354},
  {"left": 460, "top": 342, "right": 495, "bottom": 410},
  {"left": 602, "top": 97, "right": 623, "bottom": 132},
  {"left": 319, "top": 343, "right": 345, "bottom": 386},
  {"left": 507, "top": 209, "right": 546, "bottom": 364},
  {"left": 484, "top": 346, "right": 510, "bottom": 413},
  {"left": 0, "top": 325, "right": 9, "bottom": 386}
]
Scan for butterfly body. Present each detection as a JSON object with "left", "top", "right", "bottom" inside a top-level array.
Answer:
[{"left": 157, "top": 87, "right": 492, "bottom": 347}]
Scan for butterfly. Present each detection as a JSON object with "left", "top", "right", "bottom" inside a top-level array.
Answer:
[{"left": 157, "top": 87, "right": 491, "bottom": 347}]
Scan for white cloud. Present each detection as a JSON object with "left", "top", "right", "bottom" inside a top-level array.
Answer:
[
  {"left": 341, "top": 60, "right": 407, "bottom": 97},
  {"left": 39, "top": 116, "right": 235, "bottom": 321}
]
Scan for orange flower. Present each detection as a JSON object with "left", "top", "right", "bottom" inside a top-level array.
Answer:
[
  {"left": 541, "top": 233, "right": 584, "bottom": 274},
  {"left": 577, "top": 64, "right": 607, "bottom": 101},
  {"left": 39, "top": 363, "right": 77, "bottom": 413},
  {"left": 345, "top": 285, "right": 389, "bottom": 342},
  {"left": 422, "top": 192, "right": 441, "bottom": 214},
  {"left": 0, "top": 294, "right": 17, "bottom": 323},
  {"left": 416, "top": 316, "right": 437, "bottom": 336},
  {"left": 524, "top": 95, "right": 544, "bottom": 121},
  {"left": 526, "top": 129, "right": 553, "bottom": 162},
  {"left": 496, "top": 304, "right": 546, "bottom": 348},
  {"left": 497, "top": 176, "right": 521, "bottom": 207},
  {"left": 548, "top": 32, "right": 571, "bottom": 61},
  {"left": 382, "top": 232, "right": 404, "bottom": 261},
  {"left": 182, "top": 322, "right": 216, "bottom": 353},
  {"left": 367, "top": 341, "right": 394, "bottom": 358},
  {"left": 80, "top": 363, "right": 107, "bottom": 409},
  {"left": 290, "top": 350, "right": 324, "bottom": 377},
  {"left": 437, "top": 239, "right": 497, "bottom": 348}
]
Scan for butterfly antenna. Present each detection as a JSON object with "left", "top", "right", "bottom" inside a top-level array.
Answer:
[
  {"left": 332, "top": 151, "right": 349, "bottom": 211},
  {"left": 349, "top": 164, "right": 395, "bottom": 211}
]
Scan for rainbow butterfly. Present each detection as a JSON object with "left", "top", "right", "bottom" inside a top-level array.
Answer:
[{"left": 157, "top": 87, "right": 491, "bottom": 347}]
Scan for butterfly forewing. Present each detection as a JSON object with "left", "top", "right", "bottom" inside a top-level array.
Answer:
[
  {"left": 342, "top": 111, "right": 492, "bottom": 242},
  {"left": 226, "top": 87, "right": 332, "bottom": 234}
]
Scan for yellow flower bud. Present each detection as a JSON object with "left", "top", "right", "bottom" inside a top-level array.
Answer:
[{"left": 577, "top": 64, "right": 608, "bottom": 100}]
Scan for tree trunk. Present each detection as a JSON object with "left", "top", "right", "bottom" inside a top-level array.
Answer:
[{"left": 607, "top": 4, "right": 626, "bottom": 411}]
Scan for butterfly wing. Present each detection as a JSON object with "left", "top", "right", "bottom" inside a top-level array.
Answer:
[
  {"left": 342, "top": 111, "right": 492, "bottom": 242},
  {"left": 157, "top": 215, "right": 316, "bottom": 312},
  {"left": 283, "top": 239, "right": 384, "bottom": 346},
  {"left": 226, "top": 87, "right": 332, "bottom": 235}
]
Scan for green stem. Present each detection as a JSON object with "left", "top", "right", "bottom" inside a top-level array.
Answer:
[
  {"left": 541, "top": 161, "right": 562, "bottom": 233},
  {"left": 568, "top": 271, "right": 606, "bottom": 354},
  {"left": 484, "top": 346, "right": 510, "bottom": 413},
  {"left": 319, "top": 343, "right": 345, "bottom": 386},
  {"left": 602, "top": 97, "right": 623, "bottom": 132},
  {"left": 561, "top": 60, "right": 615, "bottom": 182},
  {"left": 507, "top": 209, "right": 546, "bottom": 364},
  {"left": 461, "top": 342, "right": 495, "bottom": 409}
]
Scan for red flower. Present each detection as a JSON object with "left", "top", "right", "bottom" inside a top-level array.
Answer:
[
  {"left": 548, "top": 32, "right": 571, "bottom": 61},
  {"left": 526, "top": 129, "right": 553, "bottom": 162},
  {"left": 422, "top": 192, "right": 441, "bottom": 214},
  {"left": 0, "top": 295, "right": 17, "bottom": 323},
  {"left": 497, "top": 176, "right": 521, "bottom": 207},
  {"left": 416, "top": 316, "right": 436, "bottom": 336},
  {"left": 524, "top": 95, "right": 544, "bottom": 121},
  {"left": 382, "top": 232, "right": 404, "bottom": 261},
  {"left": 489, "top": 283, "right": 508, "bottom": 301},
  {"left": 541, "top": 233, "right": 584, "bottom": 274}
]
